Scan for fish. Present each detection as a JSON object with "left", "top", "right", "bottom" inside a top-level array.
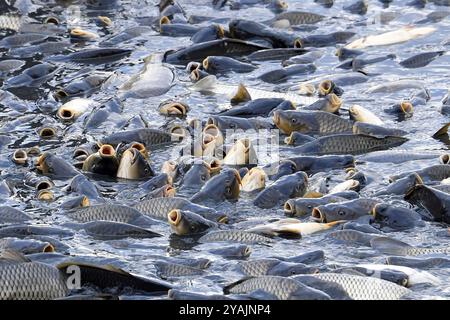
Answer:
[
  {"left": 293, "top": 134, "right": 408, "bottom": 156},
  {"left": 371, "top": 237, "right": 450, "bottom": 256},
  {"left": 284, "top": 195, "right": 347, "bottom": 217},
  {"left": 82, "top": 144, "right": 119, "bottom": 177},
  {"left": 283, "top": 50, "right": 324, "bottom": 66},
  {"left": 209, "top": 245, "right": 252, "bottom": 259},
  {"left": 134, "top": 197, "right": 224, "bottom": 222},
  {"left": 358, "top": 150, "right": 441, "bottom": 164},
  {"left": 219, "top": 98, "right": 294, "bottom": 118},
  {"left": 117, "top": 148, "right": 154, "bottom": 180},
  {"left": 303, "top": 94, "right": 342, "bottom": 113},
  {"left": 57, "top": 98, "right": 96, "bottom": 121},
  {"left": 254, "top": 172, "right": 308, "bottom": 209},
  {"left": 386, "top": 256, "right": 450, "bottom": 269},
  {"left": 203, "top": 56, "right": 257, "bottom": 74},
  {"left": 0, "top": 33, "right": 47, "bottom": 48},
  {"left": 154, "top": 261, "right": 204, "bottom": 278},
  {"left": 281, "top": 155, "right": 355, "bottom": 174},
  {"left": 345, "top": 26, "right": 436, "bottom": 49},
  {"left": 258, "top": 64, "right": 317, "bottom": 84},
  {"left": 6, "top": 63, "right": 57, "bottom": 87},
  {"left": 223, "top": 138, "right": 258, "bottom": 166},
  {"left": 298, "top": 32, "right": 356, "bottom": 48},
  {"left": 344, "top": 0, "right": 368, "bottom": 15},
  {"left": 0, "top": 206, "right": 31, "bottom": 224},
  {"left": 67, "top": 174, "right": 102, "bottom": 200},
  {"left": 366, "top": 80, "right": 425, "bottom": 94},
  {"left": 355, "top": 264, "right": 441, "bottom": 287},
  {"left": 374, "top": 173, "right": 422, "bottom": 197},
  {"left": 82, "top": 221, "right": 161, "bottom": 240},
  {"left": 190, "top": 168, "right": 241, "bottom": 205},
  {"left": 57, "top": 262, "right": 171, "bottom": 295},
  {"left": 199, "top": 230, "right": 275, "bottom": 245},
  {"left": 352, "top": 122, "right": 407, "bottom": 137},
  {"left": 313, "top": 198, "right": 380, "bottom": 223},
  {"left": 191, "top": 75, "right": 318, "bottom": 105},
  {"left": 224, "top": 276, "right": 330, "bottom": 300},
  {"left": 237, "top": 258, "right": 318, "bottom": 277},
  {"left": 329, "top": 180, "right": 360, "bottom": 194},
  {"left": 270, "top": 11, "right": 324, "bottom": 26},
  {"left": 272, "top": 110, "right": 353, "bottom": 135},
  {"left": 66, "top": 204, "right": 156, "bottom": 226},
  {"left": 49, "top": 48, "right": 132, "bottom": 64},
  {"left": 241, "top": 168, "right": 267, "bottom": 192},
  {"left": 247, "top": 48, "right": 310, "bottom": 61},
  {"left": 168, "top": 209, "right": 217, "bottom": 235},
  {"left": 327, "top": 230, "right": 381, "bottom": 247},
  {"left": 399, "top": 51, "right": 445, "bottom": 68},
  {"left": 191, "top": 24, "right": 225, "bottom": 43},
  {"left": 55, "top": 73, "right": 112, "bottom": 99},
  {"left": 371, "top": 203, "right": 425, "bottom": 231},
  {"left": 101, "top": 128, "right": 175, "bottom": 147},
  {"left": 311, "top": 273, "right": 410, "bottom": 300},
  {"left": 119, "top": 55, "right": 175, "bottom": 98},
  {"left": 165, "top": 39, "right": 268, "bottom": 65},
  {"left": 390, "top": 165, "right": 450, "bottom": 183},
  {"left": 0, "top": 238, "right": 54, "bottom": 255},
  {"left": 36, "top": 152, "right": 79, "bottom": 179},
  {"left": 0, "top": 250, "right": 68, "bottom": 300},
  {"left": 405, "top": 184, "right": 450, "bottom": 223}
]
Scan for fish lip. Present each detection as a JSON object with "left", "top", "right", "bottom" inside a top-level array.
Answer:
[
  {"left": 168, "top": 209, "right": 181, "bottom": 226},
  {"left": 371, "top": 203, "right": 379, "bottom": 218},
  {"left": 44, "top": 16, "right": 59, "bottom": 25},
  {"left": 203, "top": 57, "right": 210, "bottom": 70},
  {"left": 294, "top": 38, "right": 303, "bottom": 48},
  {"left": 311, "top": 207, "right": 325, "bottom": 222},
  {"left": 54, "top": 89, "right": 69, "bottom": 99},
  {"left": 36, "top": 180, "right": 53, "bottom": 191},
  {"left": 36, "top": 152, "right": 48, "bottom": 171},
  {"left": 99, "top": 144, "right": 116, "bottom": 159},
  {"left": 129, "top": 142, "right": 148, "bottom": 158},
  {"left": 284, "top": 200, "right": 295, "bottom": 216},
  {"left": 217, "top": 215, "right": 229, "bottom": 224},
  {"left": 81, "top": 196, "right": 90, "bottom": 207},
  {"left": 43, "top": 243, "right": 55, "bottom": 253},
  {"left": 319, "top": 80, "right": 333, "bottom": 96},
  {"left": 329, "top": 94, "right": 342, "bottom": 109},
  {"left": 97, "top": 16, "right": 112, "bottom": 26},
  {"left": 231, "top": 168, "right": 242, "bottom": 186},
  {"left": 440, "top": 154, "right": 450, "bottom": 164},
  {"left": 57, "top": 107, "right": 74, "bottom": 121},
  {"left": 216, "top": 25, "right": 225, "bottom": 38},
  {"left": 37, "top": 189, "right": 54, "bottom": 201},
  {"left": 12, "top": 149, "right": 28, "bottom": 164},
  {"left": 400, "top": 101, "right": 413, "bottom": 114},
  {"left": 160, "top": 102, "right": 187, "bottom": 116},
  {"left": 159, "top": 16, "right": 170, "bottom": 27},
  {"left": 39, "top": 127, "right": 57, "bottom": 138},
  {"left": 272, "top": 111, "right": 280, "bottom": 126},
  {"left": 163, "top": 185, "right": 176, "bottom": 197},
  {"left": 170, "top": 125, "right": 187, "bottom": 140},
  {"left": 190, "top": 68, "right": 200, "bottom": 81}
]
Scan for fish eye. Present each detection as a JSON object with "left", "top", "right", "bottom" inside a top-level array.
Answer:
[
  {"left": 229, "top": 123, "right": 236, "bottom": 129},
  {"left": 338, "top": 210, "right": 345, "bottom": 216},
  {"left": 307, "top": 205, "right": 312, "bottom": 209},
  {"left": 291, "top": 118, "right": 297, "bottom": 124},
  {"left": 201, "top": 175, "right": 206, "bottom": 181},
  {"left": 290, "top": 270, "right": 297, "bottom": 275}
]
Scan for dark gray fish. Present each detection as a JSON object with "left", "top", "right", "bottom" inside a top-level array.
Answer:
[
  {"left": 344, "top": 0, "right": 368, "bottom": 15},
  {"left": 57, "top": 262, "right": 172, "bottom": 295},
  {"left": 337, "top": 54, "right": 396, "bottom": 70},
  {"left": 191, "top": 24, "right": 225, "bottom": 43},
  {"left": 209, "top": 244, "right": 252, "bottom": 259},
  {"left": 100, "top": 26, "right": 154, "bottom": 46},
  {"left": 0, "top": 59, "right": 25, "bottom": 75},
  {"left": 282, "top": 50, "right": 324, "bottom": 66},
  {"left": 390, "top": 165, "right": 450, "bottom": 183},
  {"left": 352, "top": 122, "right": 407, "bottom": 137},
  {"left": 278, "top": 155, "right": 354, "bottom": 174},
  {"left": 372, "top": 203, "right": 425, "bottom": 231},
  {"left": 254, "top": 172, "right": 308, "bottom": 209},
  {"left": 399, "top": 51, "right": 445, "bottom": 68},
  {"left": 190, "top": 168, "right": 241, "bottom": 205},
  {"left": 55, "top": 73, "right": 111, "bottom": 99},
  {"left": 67, "top": 174, "right": 102, "bottom": 200},
  {"left": 9, "top": 41, "right": 71, "bottom": 58},
  {"left": 0, "top": 238, "right": 54, "bottom": 255},
  {"left": 386, "top": 256, "right": 450, "bottom": 269},
  {"left": 219, "top": 98, "right": 292, "bottom": 118},
  {"left": 164, "top": 39, "right": 268, "bottom": 65},
  {"left": 36, "top": 152, "right": 79, "bottom": 179},
  {"left": 271, "top": 11, "right": 324, "bottom": 25},
  {"left": 405, "top": 184, "right": 450, "bottom": 223},
  {"left": 154, "top": 261, "right": 204, "bottom": 279},
  {"left": 49, "top": 48, "right": 132, "bottom": 64},
  {"left": 284, "top": 132, "right": 316, "bottom": 146},
  {"left": 0, "top": 33, "right": 47, "bottom": 48},
  {"left": 299, "top": 32, "right": 355, "bottom": 48},
  {"left": 284, "top": 195, "right": 347, "bottom": 217},
  {"left": 258, "top": 64, "right": 316, "bottom": 84},
  {"left": 6, "top": 63, "right": 57, "bottom": 87},
  {"left": 82, "top": 221, "right": 161, "bottom": 240},
  {"left": 273, "top": 250, "right": 325, "bottom": 265},
  {"left": 203, "top": 56, "right": 257, "bottom": 74},
  {"left": 269, "top": 160, "right": 297, "bottom": 180},
  {"left": 293, "top": 275, "right": 352, "bottom": 300},
  {"left": 313, "top": 198, "right": 380, "bottom": 223},
  {"left": 208, "top": 115, "right": 273, "bottom": 131},
  {"left": 168, "top": 209, "right": 217, "bottom": 236},
  {"left": 0, "top": 225, "right": 74, "bottom": 239},
  {"left": 371, "top": 237, "right": 450, "bottom": 256},
  {"left": 375, "top": 173, "right": 422, "bottom": 197}
]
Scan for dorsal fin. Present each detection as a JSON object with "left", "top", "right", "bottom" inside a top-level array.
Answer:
[{"left": 231, "top": 84, "right": 252, "bottom": 105}]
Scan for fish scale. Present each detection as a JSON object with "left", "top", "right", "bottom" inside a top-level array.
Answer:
[
  {"left": 199, "top": 230, "right": 274, "bottom": 245},
  {"left": 0, "top": 262, "right": 68, "bottom": 300},
  {"left": 67, "top": 205, "right": 145, "bottom": 223},
  {"left": 313, "top": 273, "right": 409, "bottom": 300}
]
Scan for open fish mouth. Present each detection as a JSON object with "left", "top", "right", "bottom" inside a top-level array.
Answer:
[
  {"left": 39, "top": 127, "right": 57, "bottom": 139},
  {"left": 99, "top": 144, "right": 116, "bottom": 158},
  {"left": 168, "top": 209, "right": 181, "bottom": 227},
  {"left": 12, "top": 149, "right": 27, "bottom": 164},
  {"left": 312, "top": 207, "right": 326, "bottom": 222},
  {"left": 283, "top": 200, "right": 295, "bottom": 216},
  {"left": 57, "top": 108, "right": 75, "bottom": 121},
  {"left": 319, "top": 80, "right": 333, "bottom": 96},
  {"left": 160, "top": 102, "right": 188, "bottom": 115}
]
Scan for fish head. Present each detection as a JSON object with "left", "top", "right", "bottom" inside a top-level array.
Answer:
[
  {"left": 182, "top": 161, "right": 211, "bottom": 187},
  {"left": 241, "top": 167, "right": 266, "bottom": 192},
  {"left": 168, "top": 209, "right": 215, "bottom": 235},
  {"left": 117, "top": 148, "right": 154, "bottom": 180},
  {"left": 312, "top": 203, "right": 356, "bottom": 223}
]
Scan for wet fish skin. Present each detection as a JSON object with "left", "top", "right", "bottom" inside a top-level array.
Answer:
[
  {"left": 274, "top": 250, "right": 325, "bottom": 265},
  {"left": 190, "top": 168, "right": 241, "bottom": 205},
  {"left": 154, "top": 261, "right": 204, "bottom": 278},
  {"left": 6, "top": 63, "right": 57, "bottom": 87},
  {"left": 0, "top": 206, "right": 31, "bottom": 224},
  {"left": 165, "top": 39, "right": 268, "bottom": 64},
  {"left": 284, "top": 155, "right": 355, "bottom": 174},
  {"left": 293, "top": 275, "right": 352, "bottom": 300},
  {"left": 294, "top": 134, "right": 408, "bottom": 156},
  {"left": 134, "top": 197, "right": 219, "bottom": 221},
  {"left": 66, "top": 204, "right": 156, "bottom": 226},
  {"left": 358, "top": 151, "right": 440, "bottom": 164},
  {"left": 208, "top": 115, "right": 273, "bottom": 132},
  {"left": 258, "top": 63, "right": 317, "bottom": 84},
  {"left": 327, "top": 230, "right": 381, "bottom": 247},
  {"left": 247, "top": 48, "right": 309, "bottom": 61},
  {"left": 386, "top": 256, "right": 450, "bottom": 269},
  {"left": 0, "top": 251, "right": 68, "bottom": 300},
  {"left": 371, "top": 237, "right": 450, "bottom": 256},
  {"left": 312, "top": 273, "right": 410, "bottom": 300},
  {"left": 313, "top": 198, "right": 380, "bottom": 223},
  {"left": 101, "top": 128, "right": 174, "bottom": 147},
  {"left": 238, "top": 258, "right": 318, "bottom": 276},
  {"left": 299, "top": 32, "right": 356, "bottom": 48},
  {"left": 400, "top": 51, "right": 445, "bottom": 68},
  {"left": 203, "top": 56, "right": 257, "bottom": 74},
  {"left": 36, "top": 152, "right": 79, "bottom": 179},
  {"left": 168, "top": 209, "right": 217, "bottom": 236},
  {"left": 168, "top": 289, "right": 232, "bottom": 300},
  {"left": 405, "top": 184, "right": 450, "bottom": 223},
  {"left": 284, "top": 195, "right": 347, "bottom": 217},
  {"left": 224, "top": 276, "right": 331, "bottom": 300},
  {"left": 352, "top": 122, "right": 407, "bottom": 137},
  {"left": 254, "top": 171, "right": 308, "bottom": 209},
  {"left": 57, "top": 262, "right": 172, "bottom": 295},
  {"left": 209, "top": 244, "right": 252, "bottom": 259},
  {"left": 199, "top": 230, "right": 275, "bottom": 245},
  {"left": 68, "top": 174, "right": 102, "bottom": 200},
  {"left": 49, "top": 48, "right": 132, "bottom": 64},
  {"left": 219, "top": 98, "right": 291, "bottom": 118},
  {"left": 271, "top": 11, "right": 324, "bottom": 25},
  {"left": 0, "top": 238, "right": 54, "bottom": 255},
  {"left": 390, "top": 165, "right": 450, "bottom": 183},
  {"left": 374, "top": 173, "right": 422, "bottom": 197},
  {"left": 0, "top": 225, "right": 74, "bottom": 239},
  {"left": 273, "top": 110, "right": 353, "bottom": 135},
  {"left": 372, "top": 203, "right": 424, "bottom": 230},
  {"left": 82, "top": 221, "right": 161, "bottom": 240},
  {"left": 191, "top": 24, "right": 225, "bottom": 43},
  {"left": 285, "top": 132, "right": 316, "bottom": 146}
]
